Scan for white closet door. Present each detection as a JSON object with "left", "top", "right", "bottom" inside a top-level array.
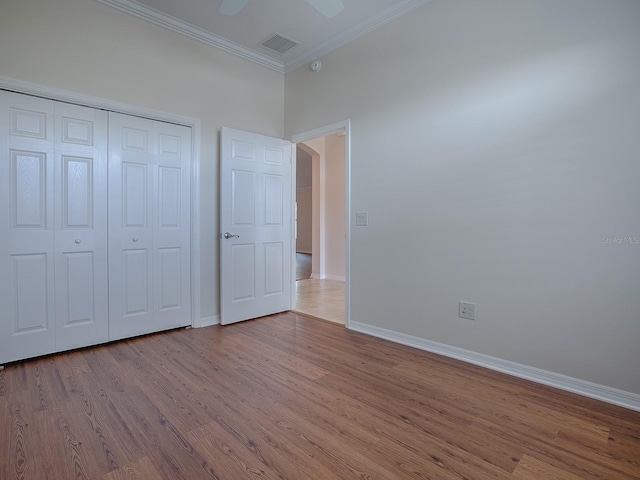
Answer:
[
  {"left": 154, "top": 120, "right": 192, "bottom": 331},
  {"left": 0, "top": 91, "right": 56, "bottom": 363},
  {"left": 108, "top": 113, "right": 191, "bottom": 340},
  {"left": 54, "top": 102, "right": 109, "bottom": 351}
]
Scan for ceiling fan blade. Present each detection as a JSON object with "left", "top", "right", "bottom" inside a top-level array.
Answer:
[
  {"left": 306, "top": 0, "right": 344, "bottom": 18},
  {"left": 218, "top": 0, "right": 250, "bottom": 16}
]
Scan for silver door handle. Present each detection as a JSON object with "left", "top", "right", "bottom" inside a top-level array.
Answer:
[
  {"left": 223, "top": 232, "right": 239, "bottom": 239},
  {"left": 132, "top": 237, "right": 139, "bottom": 242},
  {"left": 74, "top": 239, "right": 82, "bottom": 244}
]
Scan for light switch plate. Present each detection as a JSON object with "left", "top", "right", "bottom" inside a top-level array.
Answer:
[{"left": 356, "top": 212, "right": 368, "bottom": 226}]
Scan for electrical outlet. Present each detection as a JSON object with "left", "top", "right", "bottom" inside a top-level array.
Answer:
[{"left": 459, "top": 301, "right": 476, "bottom": 320}]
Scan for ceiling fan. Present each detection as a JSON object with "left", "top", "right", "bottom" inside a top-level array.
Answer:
[{"left": 219, "top": 0, "right": 344, "bottom": 19}]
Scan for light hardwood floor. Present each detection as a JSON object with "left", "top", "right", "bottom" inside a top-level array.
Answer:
[
  {"left": 1, "top": 312, "right": 639, "bottom": 479},
  {"left": 293, "top": 278, "right": 345, "bottom": 324}
]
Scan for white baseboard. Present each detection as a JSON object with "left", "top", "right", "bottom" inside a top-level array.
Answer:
[
  {"left": 349, "top": 321, "right": 640, "bottom": 412},
  {"left": 310, "top": 273, "right": 345, "bottom": 282},
  {"left": 196, "top": 315, "right": 220, "bottom": 328},
  {"left": 323, "top": 274, "right": 345, "bottom": 281}
]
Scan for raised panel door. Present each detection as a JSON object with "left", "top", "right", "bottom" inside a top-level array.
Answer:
[
  {"left": 108, "top": 113, "right": 191, "bottom": 340},
  {"left": 154, "top": 123, "right": 191, "bottom": 331},
  {"left": 108, "top": 113, "right": 155, "bottom": 340},
  {"left": 0, "top": 91, "right": 56, "bottom": 363},
  {"left": 54, "top": 102, "right": 108, "bottom": 351},
  {"left": 220, "top": 128, "right": 291, "bottom": 324}
]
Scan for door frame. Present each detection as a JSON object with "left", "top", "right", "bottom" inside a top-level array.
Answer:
[
  {"left": 0, "top": 75, "right": 202, "bottom": 327},
  {"left": 287, "top": 120, "right": 351, "bottom": 328}
]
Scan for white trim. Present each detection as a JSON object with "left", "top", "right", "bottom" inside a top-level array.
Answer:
[
  {"left": 349, "top": 321, "right": 640, "bottom": 412},
  {"left": 288, "top": 121, "right": 351, "bottom": 144},
  {"left": 94, "top": 0, "right": 284, "bottom": 73},
  {"left": 311, "top": 274, "right": 345, "bottom": 281},
  {"left": 287, "top": 120, "right": 351, "bottom": 328},
  {"left": 0, "top": 75, "right": 203, "bottom": 331},
  {"left": 324, "top": 274, "right": 345, "bottom": 282},
  {"left": 198, "top": 315, "right": 221, "bottom": 328},
  {"left": 284, "top": 0, "right": 433, "bottom": 72},
  {"left": 92, "top": 0, "right": 432, "bottom": 75}
]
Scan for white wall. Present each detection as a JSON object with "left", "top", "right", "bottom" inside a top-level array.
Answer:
[
  {"left": 285, "top": 0, "right": 640, "bottom": 395},
  {"left": 0, "top": 0, "right": 284, "bottom": 322}
]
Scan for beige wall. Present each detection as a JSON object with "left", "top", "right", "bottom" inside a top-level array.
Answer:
[
  {"left": 296, "top": 187, "right": 313, "bottom": 254},
  {"left": 0, "top": 0, "right": 284, "bottom": 322},
  {"left": 324, "top": 134, "right": 346, "bottom": 280},
  {"left": 296, "top": 148, "right": 313, "bottom": 253},
  {"left": 285, "top": 0, "right": 640, "bottom": 394},
  {"left": 302, "top": 136, "right": 346, "bottom": 280}
]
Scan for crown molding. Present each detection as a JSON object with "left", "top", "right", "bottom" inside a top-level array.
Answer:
[
  {"left": 94, "top": 0, "right": 432, "bottom": 75},
  {"left": 284, "top": 0, "right": 433, "bottom": 72},
  {"left": 94, "top": 0, "right": 285, "bottom": 73}
]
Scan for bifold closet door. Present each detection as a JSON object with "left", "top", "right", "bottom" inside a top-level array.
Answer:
[
  {"left": 54, "top": 102, "right": 109, "bottom": 351},
  {"left": 108, "top": 112, "right": 191, "bottom": 341},
  {"left": 0, "top": 93, "right": 56, "bottom": 363},
  {"left": 0, "top": 91, "right": 108, "bottom": 363}
]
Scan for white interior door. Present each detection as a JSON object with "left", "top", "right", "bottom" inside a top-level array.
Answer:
[
  {"left": 0, "top": 92, "right": 56, "bottom": 363},
  {"left": 54, "top": 102, "right": 109, "bottom": 351},
  {"left": 220, "top": 127, "right": 292, "bottom": 325},
  {"left": 108, "top": 112, "right": 191, "bottom": 340}
]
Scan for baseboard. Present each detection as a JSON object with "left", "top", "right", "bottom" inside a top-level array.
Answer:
[
  {"left": 324, "top": 274, "right": 345, "bottom": 281},
  {"left": 310, "top": 273, "right": 345, "bottom": 281},
  {"left": 296, "top": 250, "right": 312, "bottom": 254},
  {"left": 196, "top": 315, "right": 220, "bottom": 328},
  {"left": 349, "top": 321, "right": 640, "bottom": 412}
]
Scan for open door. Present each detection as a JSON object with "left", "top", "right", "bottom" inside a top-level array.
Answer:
[{"left": 220, "top": 128, "right": 292, "bottom": 325}]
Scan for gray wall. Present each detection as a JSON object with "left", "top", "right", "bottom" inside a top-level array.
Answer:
[{"left": 285, "top": 0, "right": 640, "bottom": 394}]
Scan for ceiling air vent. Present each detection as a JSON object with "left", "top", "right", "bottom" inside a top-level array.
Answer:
[{"left": 260, "top": 33, "right": 299, "bottom": 55}]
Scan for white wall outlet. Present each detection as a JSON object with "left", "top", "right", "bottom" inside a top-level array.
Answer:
[
  {"left": 459, "top": 301, "right": 476, "bottom": 320},
  {"left": 356, "top": 212, "right": 368, "bottom": 226}
]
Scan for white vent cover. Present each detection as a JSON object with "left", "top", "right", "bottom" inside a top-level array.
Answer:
[{"left": 261, "top": 33, "right": 299, "bottom": 54}]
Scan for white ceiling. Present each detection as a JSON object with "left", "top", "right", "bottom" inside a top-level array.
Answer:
[{"left": 95, "top": 0, "right": 431, "bottom": 73}]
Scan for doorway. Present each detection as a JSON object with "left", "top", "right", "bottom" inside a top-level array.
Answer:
[{"left": 289, "top": 123, "right": 350, "bottom": 326}]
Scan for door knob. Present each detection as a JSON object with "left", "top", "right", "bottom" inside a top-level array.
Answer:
[
  {"left": 223, "top": 232, "right": 239, "bottom": 239},
  {"left": 132, "top": 237, "right": 139, "bottom": 242},
  {"left": 74, "top": 239, "right": 82, "bottom": 244}
]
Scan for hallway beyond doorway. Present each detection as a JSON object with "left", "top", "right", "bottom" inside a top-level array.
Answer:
[
  {"left": 292, "top": 278, "right": 345, "bottom": 324},
  {"left": 296, "top": 253, "right": 311, "bottom": 280}
]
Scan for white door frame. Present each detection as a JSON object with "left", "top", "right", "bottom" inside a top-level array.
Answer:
[
  {"left": 0, "top": 75, "right": 202, "bottom": 328},
  {"left": 287, "top": 120, "right": 351, "bottom": 328}
]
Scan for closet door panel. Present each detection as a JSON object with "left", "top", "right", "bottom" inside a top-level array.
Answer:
[
  {"left": 54, "top": 102, "right": 108, "bottom": 351},
  {"left": 109, "top": 113, "right": 191, "bottom": 340},
  {"left": 108, "top": 113, "right": 155, "bottom": 340},
  {"left": 0, "top": 92, "right": 56, "bottom": 363},
  {"left": 154, "top": 123, "right": 191, "bottom": 331}
]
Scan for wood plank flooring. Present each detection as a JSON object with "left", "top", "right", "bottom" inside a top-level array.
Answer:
[{"left": 1, "top": 312, "right": 639, "bottom": 479}]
